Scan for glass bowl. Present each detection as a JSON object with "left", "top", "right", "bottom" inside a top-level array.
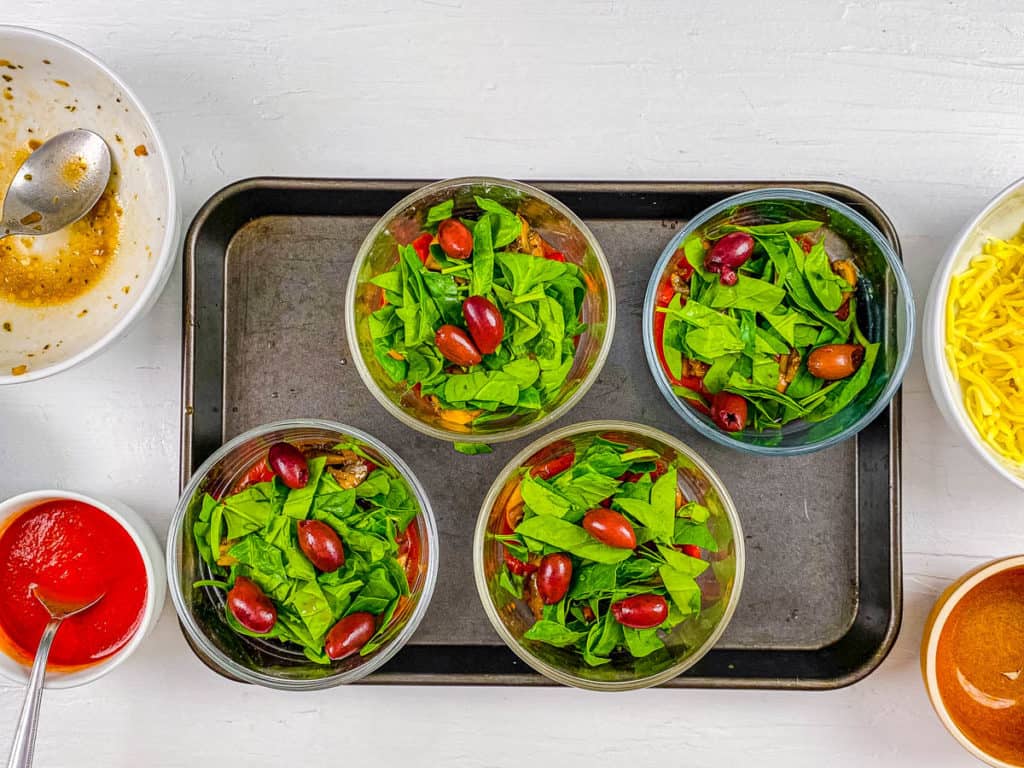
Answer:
[
  {"left": 643, "top": 188, "right": 914, "bottom": 455},
  {"left": 166, "top": 419, "right": 438, "bottom": 690},
  {"left": 473, "top": 420, "right": 744, "bottom": 691},
  {"left": 346, "top": 177, "right": 615, "bottom": 444}
]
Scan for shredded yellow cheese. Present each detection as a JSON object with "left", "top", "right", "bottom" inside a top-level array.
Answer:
[{"left": 946, "top": 232, "right": 1024, "bottom": 464}]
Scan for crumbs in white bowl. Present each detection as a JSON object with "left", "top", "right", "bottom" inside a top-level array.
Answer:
[{"left": 0, "top": 27, "right": 177, "bottom": 382}]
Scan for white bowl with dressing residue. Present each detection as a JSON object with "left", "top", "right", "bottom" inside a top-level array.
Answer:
[{"left": 0, "top": 25, "right": 177, "bottom": 384}]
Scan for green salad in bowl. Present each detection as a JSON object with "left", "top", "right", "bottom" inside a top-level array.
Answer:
[
  {"left": 347, "top": 178, "right": 614, "bottom": 444},
  {"left": 644, "top": 188, "right": 913, "bottom": 454},
  {"left": 474, "top": 421, "right": 744, "bottom": 691},
  {"left": 167, "top": 420, "right": 438, "bottom": 689}
]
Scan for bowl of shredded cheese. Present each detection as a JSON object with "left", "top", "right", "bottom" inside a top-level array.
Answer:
[
  {"left": 924, "top": 176, "right": 1024, "bottom": 488},
  {"left": 0, "top": 26, "right": 178, "bottom": 384}
]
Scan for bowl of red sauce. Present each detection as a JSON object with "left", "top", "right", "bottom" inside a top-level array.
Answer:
[{"left": 0, "top": 490, "right": 165, "bottom": 688}]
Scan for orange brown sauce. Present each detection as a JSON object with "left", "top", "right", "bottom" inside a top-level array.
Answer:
[
  {"left": 936, "top": 566, "right": 1024, "bottom": 765},
  {"left": 0, "top": 143, "right": 122, "bottom": 307},
  {"left": 60, "top": 155, "right": 88, "bottom": 187}
]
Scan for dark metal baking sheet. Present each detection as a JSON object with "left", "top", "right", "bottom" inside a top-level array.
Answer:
[{"left": 181, "top": 179, "right": 902, "bottom": 689}]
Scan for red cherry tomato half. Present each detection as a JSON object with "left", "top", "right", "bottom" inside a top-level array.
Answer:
[
  {"left": 411, "top": 233, "right": 433, "bottom": 265},
  {"left": 678, "top": 544, "right": 702, "bottom": 559},
  {"left": 231, "top": 459, "right": 275, "bottom": 495}
]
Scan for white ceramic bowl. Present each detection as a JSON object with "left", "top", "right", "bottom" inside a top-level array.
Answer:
[
  {"left": 923, "top": 175, "right": 1024, "bottom": 489},
  {"left": 0, "top": 26, "right": 178, "bottom": 384},
  {"left": 0, "top": 490, "right": 166, "bottom": 688}
]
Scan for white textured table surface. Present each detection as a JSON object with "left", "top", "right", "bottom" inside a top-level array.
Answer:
[{"left": 3, "top": 2, "right": 1024, "bottom": 765}]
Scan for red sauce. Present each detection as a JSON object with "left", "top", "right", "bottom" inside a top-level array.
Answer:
[{"left": 0, "top": 500, "right": 147, "bottom": 668}]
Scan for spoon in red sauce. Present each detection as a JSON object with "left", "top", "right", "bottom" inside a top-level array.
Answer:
[{"left": 7, "top": 587, "right": 104, "bottom": 768}]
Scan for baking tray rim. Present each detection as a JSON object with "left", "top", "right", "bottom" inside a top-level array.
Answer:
[{"left": 180, "top": 176, "right": 903, "bottom": 690}]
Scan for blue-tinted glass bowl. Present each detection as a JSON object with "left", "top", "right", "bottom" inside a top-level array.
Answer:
[{"left": 642, "top": 188, "right": 914, "bottom": 456}]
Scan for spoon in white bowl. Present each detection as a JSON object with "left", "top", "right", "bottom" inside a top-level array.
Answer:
[
  {"left": 6, "top": 587, "right": 105, "bottom": 768},
  {"left": 1, "top": 129, "right": 111, "bottom": 238}
]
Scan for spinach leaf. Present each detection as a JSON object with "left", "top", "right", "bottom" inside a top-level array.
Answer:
[
  {"left": 523, "top": 620, "right": 586, "bottom": 647},
  {"left": 659, "top": 565, "right": 701, "bottom": 616},
  {"left": 496, "top": 251, "right": 568, "bottom": 297},
  {"left": 803, "top": 240, "right": 846, "bottom": 311},
  {"left": 348, "top": 566, "right": 400, "bottom": 615},
  {"left": 685, "top": 325, "right": 746, "bottom": 359},
  {"left": 453, "top": 441, "right": 492, "bottom": 455},
  {"left": 727, "top": 220, "right": 822, "bottom": 236},
  {"left": 657, "top": 544, "right": 710, "bottom": 577},
  {"left": 474, "top": 196, "right": 521, "bottom": 248},
  {"left": 702, "top": 353, "right": 739, "bottom": 394},
  {"left": 569, "top": 563, "right": 618, "bottom": 599},
  {"left": 514, "top": 516, "right": 633, "bottom": 563},
  {"left": 421, "top": 270, "right": 463, "bottom": 325},
  {"left": 503, "top": 358, "right": 540, "bottom": 388},
  {"left": 622, "top": 627, "right": 665, "bottom": 658},
  {"left": 705, "top": 275, "right": 785, "bottom": 312},
  {"left": 497, "top": 568, "right": 524, "bottom": 599},
  {"left": 521, "top": 475, "right": 573, "bottom": 518},
  {"left": 681, "top": 237, "right": 711, "bottom": 277},
  {"left": 752, "top": 355, "right": 781, "bottom": 390},
  {"left": 556, "top": 471, "right": 622, "bottom": 512},
  {"left": 444, "top": 370, "right": 520, "bottom": 407},
  {"left": 590, "top": 613, "right": 624, "bottom": 658},
  {"left": 617, "top": 557, "right": 661, "bottom": 582},
  {"left": 470, "top": 215, "right": 495, "bottom": 296},
  {"left": 425, "top": 199, "right": 454, "bottom": 224},
  {"left": 673, "top": 519, "right": 719, "bottom": 552}
]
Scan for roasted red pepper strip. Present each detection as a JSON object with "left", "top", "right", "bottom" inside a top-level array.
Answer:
[
  {"left": 544, "top": 250, "right": 566, "bottom": 263},
  {"left": 677, "top": 376, "right": 712, "bottom": 415},
  {"left": 503, "top": 549, "right": 538, "bottom": 576},
  {"left": 530, "top": 451, "right": 575, "bottom": 480},
  {"left": 411, "top": 233, "right": 433, "bottom": 265},
  {"left": 653, "top": 277, "right": 684, "bottom": 386},
  {"left": 396, "top": 522, "right": 421, "bottom": 587}
]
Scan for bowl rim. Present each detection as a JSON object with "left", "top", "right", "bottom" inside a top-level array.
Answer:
[
  {"left": 921, "top": 554, "right": 1024, "bottom": 768},
  {"left": 344, "top": 175, "right": 617, "bottom": 444},
  {"left": 0, "top": 489, "right": 164, "bottom": 689},
  {"left": 0, "top": 24, "right": 180, "bottom": 386},
  {"left": 472, "top": 419, "right": 746, "bottom": 691},
  {"left": 166, "top": 418, "right": 440, "bottom": 690},
  {"left": 641, "top": 186, "right": 915, "bottom": 456},
  {"left": 922, "top": 174, "right": 1024, "bottom": 491}
]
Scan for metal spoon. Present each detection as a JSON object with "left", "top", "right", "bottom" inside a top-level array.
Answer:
[
  {"left": 1, "top": 129, "right": 111, "bottom": 238},
  {"left": 6, "top": 587, "right": 104, "bottom": 768}
]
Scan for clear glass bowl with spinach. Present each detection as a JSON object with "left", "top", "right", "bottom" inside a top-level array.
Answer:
[
  {"left": 474, "top": 421, "right": 744, "bottom": 691},
  {"left": 167, "top": 420, "right": 438, "bottom": 690},
  {"left": 347, "top": 177, "right": 615, "bottom": 444},
  {"left": 643, "top": 188, "right": 914, "bottom": 455}
]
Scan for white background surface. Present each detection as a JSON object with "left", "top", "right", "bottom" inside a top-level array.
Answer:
[{"left": 2, "top": 1, "right": 1023, "bottom": 765}]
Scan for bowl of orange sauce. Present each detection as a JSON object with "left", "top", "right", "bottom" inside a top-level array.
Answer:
[
  {"left": 922, "top": 555, "right": 1024, "bottom": 767},
  {"left": 0, "top": 490, "right": 165, "bottom": 688}
]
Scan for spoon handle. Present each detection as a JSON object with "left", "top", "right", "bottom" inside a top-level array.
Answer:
[{"left": 6, "top": 618, "right": 61, "bottom": 768}]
